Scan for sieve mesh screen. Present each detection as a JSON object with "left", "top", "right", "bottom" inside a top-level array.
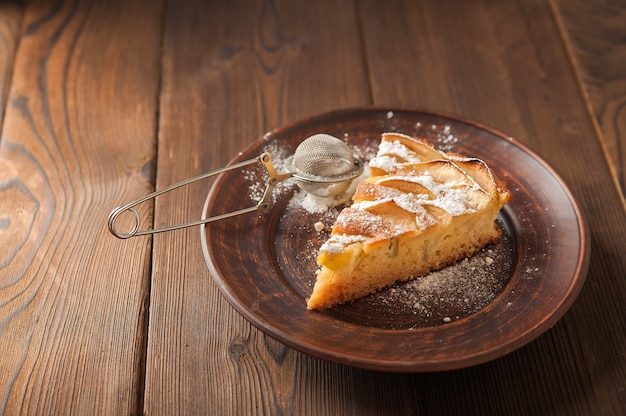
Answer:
[{"left": 292, "top": 134, "right": 356, "bottom": 179}]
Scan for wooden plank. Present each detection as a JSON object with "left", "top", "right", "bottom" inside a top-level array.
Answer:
[
  {"left": 0, "top": 0, "right": 162, "bottom": 413},
  {"left": 360, "top": 0, "right": 625, "bottom": 414},
  {"left": 0, "top": 1, "right": 22, "bottom": 128},
  {"left": 144, "top": 0, "right": 371, "bottom": 414},
  {"left": 552, "top": 0, "right": 626, "bottom": 202}
]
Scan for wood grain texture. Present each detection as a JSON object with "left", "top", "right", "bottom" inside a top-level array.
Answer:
[
  {"left": 145, "top": 1, "right": 370, "bottom": 414},
  {"left": 0, "top": 1, "right": 22, "bottom": 128},
  {"left": 552, "top": 0, "right": 626, "bottom": 203},
  {"left": 0, "top": 0, "right": 162, "bottom": 414},
  {"left": 0, "top": 0, "right": 622, "bottom": 414}
]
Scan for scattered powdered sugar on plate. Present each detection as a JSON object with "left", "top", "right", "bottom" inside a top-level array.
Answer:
[
  {"left": 433, "top": 124, "right": 459, "bottom": 151},
  {"left": 244, "top": 142, "right": 297, "bottom": 205},
  {"left": 374, "top": 241, "right": 514, "bottom": 329}
]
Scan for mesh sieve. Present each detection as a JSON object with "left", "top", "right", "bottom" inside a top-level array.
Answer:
[
  {"left": 108, "top": 133, "right": 363, "bottom": 238},
  {"left": 291, "top": 134, "right": 358, "bottom": 181}
]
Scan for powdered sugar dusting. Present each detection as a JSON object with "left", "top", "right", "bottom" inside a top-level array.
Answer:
[
  {"left": 244, "top": 142, "right": 297, "bottom": 205},
  {"left": 375, "top": 242, "right": 513, "bottom": 328},
  {"left": 320, "top": 234, "right": 369, "bottom": 254},
  {"left": 433, "top": 124, "right": 459, "bottom": 151},
  {"left": 377, "top": 174, "right": 476, "bottom": 216},
  {"left": 377, "top": 140, "right": 422, "bottom": 162}
]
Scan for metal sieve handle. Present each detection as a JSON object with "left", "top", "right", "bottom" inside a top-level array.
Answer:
[{"left": 107, "top": 152, "right": 291, "bottom": 239}]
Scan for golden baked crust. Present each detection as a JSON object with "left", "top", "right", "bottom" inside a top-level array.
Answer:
[{"left": 306, "top": 133, "right": 511, "bottom": 310}]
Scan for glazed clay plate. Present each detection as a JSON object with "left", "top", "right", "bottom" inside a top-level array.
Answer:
[{"left": 200, "top": 108, "right": 589, "bottom": 372}]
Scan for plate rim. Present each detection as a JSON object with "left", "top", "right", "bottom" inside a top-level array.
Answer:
[{"left": 200, "top": 106, "right": 590, "bottom": 372}]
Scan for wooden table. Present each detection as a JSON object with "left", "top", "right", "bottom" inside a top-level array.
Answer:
[{"left": 1, "top": 0, "right": 624, "bottom": 414}]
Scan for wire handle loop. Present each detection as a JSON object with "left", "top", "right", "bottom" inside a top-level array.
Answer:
[{"left": 107, "top": 152, "right": 291, "bottom": 238}]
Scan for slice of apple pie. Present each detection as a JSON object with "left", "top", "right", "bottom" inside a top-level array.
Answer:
[{"left": 307, "top": 132, "right": 511, "bottom": 310}]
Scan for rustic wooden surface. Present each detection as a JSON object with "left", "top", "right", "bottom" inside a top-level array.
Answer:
[
  {"left": 553, "top": 0, "right": 626, "bottom": 202},
  {"left": 0, "top": 0, "right": 624, "bottom": 415}
]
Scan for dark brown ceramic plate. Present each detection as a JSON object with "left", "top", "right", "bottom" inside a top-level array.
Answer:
[{"left": 200, "top": 108, "right": 590, "bottom": 372}]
